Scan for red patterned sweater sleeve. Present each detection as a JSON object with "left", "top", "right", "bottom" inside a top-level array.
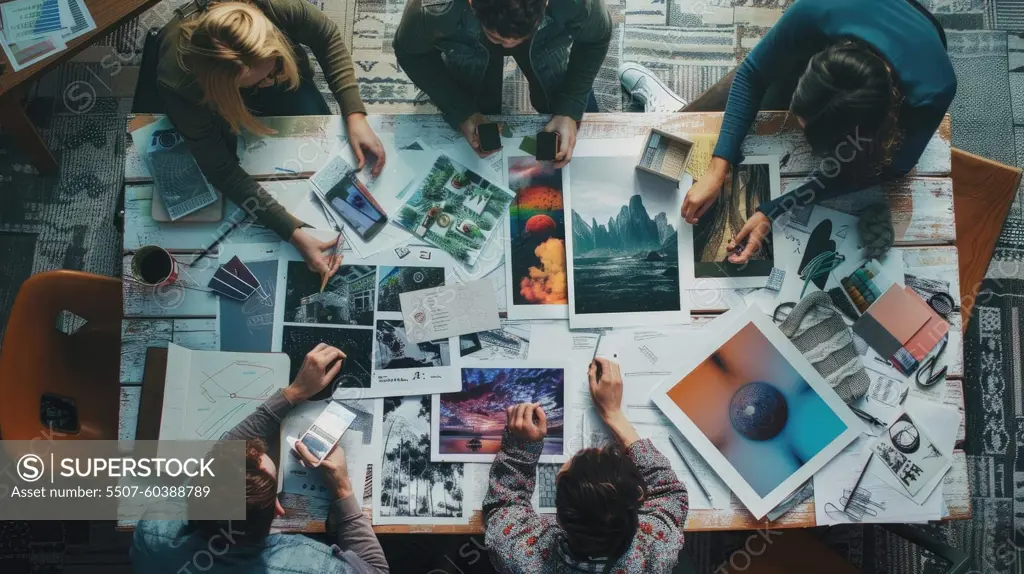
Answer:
[
  {"left": 483, "top": 430, "right": 559, "bottom": 572},
  {"left": 628, "top": 438, "right": 689, "bottom": 568}
]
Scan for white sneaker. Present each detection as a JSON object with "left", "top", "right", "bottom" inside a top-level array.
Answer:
[{"left": 618, "top": 62, "right": 687, "bottom": 113}]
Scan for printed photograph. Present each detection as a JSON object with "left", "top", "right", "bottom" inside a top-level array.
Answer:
[
  {"left": 377, "top": 266, "right": 446, "bottom": 312},
  {"left": 394, "top": 154, "right": 515, "bottom": 266},
  {"left": 692, "top": 162, "right": 775, "bottom": 279},
  {"left": 219, "top": 259, "right": 278, "bottom": 353},
  {"left": 664, "top": 321, "right": 848, "bottom": 497},
  {"left": 281, "top": 325, "right": 374, "bottom": 398},
  {"left": 569, "top": 155, "right": 681, "bottom": 315},
  {"left": 506, "top": 156, "right": 567, "bottom": 306},
  {"left": 283, "top": 262, "right": 376, "bottom": 326},
  {"left": 380, "top": 396, "right": 465, "bottom": 519},
  {"left": 438, "top": 367, "right": 565, "bottom": 457},
  {"left": 374, "top": 320, "right": 451, "bottom": 370}
]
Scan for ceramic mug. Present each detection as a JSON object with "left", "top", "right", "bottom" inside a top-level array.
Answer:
[{"left": 131, "top": 245, "right": 178, "bottom": 287}]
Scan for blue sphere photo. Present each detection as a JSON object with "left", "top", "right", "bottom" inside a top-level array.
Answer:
[{"left": 729, "top": 382, "right": 789, "bottom": 441}]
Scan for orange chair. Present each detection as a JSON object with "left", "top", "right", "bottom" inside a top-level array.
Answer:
[{"left": 0, "top": 270, "right": 122, "bottom": 443}]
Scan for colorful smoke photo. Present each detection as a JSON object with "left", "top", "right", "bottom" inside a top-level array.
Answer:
[{"left": 506, "top": 156, "right": 567, "bottom": 306}]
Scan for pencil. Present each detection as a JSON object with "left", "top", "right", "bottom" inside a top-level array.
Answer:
[
  {"left": 841, "top": 451, "right": 873, "bottom": 513},
  {"left": 667, "top": 433, "right": 714, "bottom": 505},
  {"left": 319, "top": 231, "right": 344, "bottom": 293}
]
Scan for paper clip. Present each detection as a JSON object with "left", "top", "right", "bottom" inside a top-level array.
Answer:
[{"left": 823, "top": 487, "right": 885, "bottom": 523}]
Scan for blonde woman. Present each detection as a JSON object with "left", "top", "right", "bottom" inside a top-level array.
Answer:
[{"left": 156, "top": 0, "right": 384, "bottom": 277}]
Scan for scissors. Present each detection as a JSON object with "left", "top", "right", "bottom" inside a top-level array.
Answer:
[{"left": 916, "top": 334, "right": 948, "bottom": 387}]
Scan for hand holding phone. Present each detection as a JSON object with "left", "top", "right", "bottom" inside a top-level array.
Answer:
[
  {"left": 290, "top": 437, "right": 354, "bottom": 499},
  {"left": 477, "top": 122, "right": 502, "bottom": 153},
  {"left": 297, "top": 401, "right": 358, "bottom": 465},
  {"left": 535, "top": 131, "right": 559, "bottom": 161}
]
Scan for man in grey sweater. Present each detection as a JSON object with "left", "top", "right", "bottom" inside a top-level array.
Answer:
[{"left": 131, "top": 343, "right": 388, "bottom": 573}]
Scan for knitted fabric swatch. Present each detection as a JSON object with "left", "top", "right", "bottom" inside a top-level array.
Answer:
[{"left": 778, "top": 291, "right": 870, "bottom": 403}]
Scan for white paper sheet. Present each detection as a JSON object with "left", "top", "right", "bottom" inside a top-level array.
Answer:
[
  {"left": 372, "top": 396, "right": 471, "bottom": 525},
  {"left": 399, "top": 279, "right": 501, "bottom": 343},
  {"left": 814, "top": 396, "right": 958, "bottom": 525},
  {"left": 1, "top": 0, "right": 67, "bottom": 42},
  {"left": 160, "top": 343, "right": 291, "bottom": 440},
  {"left": 59, "top": 0, "right": 95, "bottom": 43},
  {"left": 270, "top": 246, "right": 461, "bottom": 399},
  {"left": 0, "top": 27, "right": 65, "bottom": 72}
]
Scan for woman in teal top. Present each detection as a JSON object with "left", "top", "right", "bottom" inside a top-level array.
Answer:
[{"left": 681, "top": 0, "right": 956, "bottom": 264}]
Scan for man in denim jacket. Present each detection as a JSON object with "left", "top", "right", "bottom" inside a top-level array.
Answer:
[
  {"left": 394, "top": 0, "right": 611, "bottom": 166},
  {"left": 131, "top": 344, "right": 388, "bottom": 573}
]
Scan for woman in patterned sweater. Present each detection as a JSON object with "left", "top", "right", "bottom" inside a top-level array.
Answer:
[{"left": 482, "top": 358, "right": 690, "bottom": 573}]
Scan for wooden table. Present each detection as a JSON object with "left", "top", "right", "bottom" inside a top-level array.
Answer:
[
  {"left": 119, "top": 112, "right": 970, "bottom": 533},
  {"left": 0, "top": 0, "right": 162, "bottom": 173}
]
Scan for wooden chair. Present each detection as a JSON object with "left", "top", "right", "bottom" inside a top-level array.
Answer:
[
  {"left": 0, "top": 271, "right": 122, "bottom": 447},
  {"left": 951, "top": 148, "right": 1021, "bottom": 327}
]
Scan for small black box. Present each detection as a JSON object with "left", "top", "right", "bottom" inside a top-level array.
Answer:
[
  {"left": 477, "top": 123, "right": 501, "bottom": 152},
  {"left": 536, "top": 131, "right": 558, "bottom": 161}
]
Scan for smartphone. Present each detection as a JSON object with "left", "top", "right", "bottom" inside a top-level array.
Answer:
[
  {"left": 477, "top": 123, "right": 502, "bottom": 153},
  {"left": 325, "top": 173, "right": 389, "bottom": 241},
  {"left": 298, "top": 401, "right": 359, "bottom": 464},
  {"left": 535, "top": 131, "right": 559, "bottom": 161}
]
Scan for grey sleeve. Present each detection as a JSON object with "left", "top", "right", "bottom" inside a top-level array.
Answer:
[
  {"left": 221, "top": 390, "right": 295, "bottom": 442},
  {"left": 326, "top": 496, "right": 389, "bottom": 573}
]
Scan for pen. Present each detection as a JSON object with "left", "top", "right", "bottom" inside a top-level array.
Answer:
[
  {"left": 667, "top": 433, "right": 714, "bottom": 505},
  {"left": 319, "top": 231, "right": 344, "bottom": 293},
  {"left": 190, "top": 208, "right": 249, "bottom": 267},
  {"left": 849, "top": 405, "right": 885, "bottom": 427}
]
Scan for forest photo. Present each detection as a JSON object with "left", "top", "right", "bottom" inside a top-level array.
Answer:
[
  {"left": 394, "top": 154, "right": 515, "bottom": 266},
  {"left": 379, "top": 395, "right": 465, "bottom": 520}
]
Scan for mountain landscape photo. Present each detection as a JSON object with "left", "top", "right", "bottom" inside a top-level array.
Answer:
[
  {"left": 568, "top": 155, "right": 683, "bottom": 316},
  {"left": 438, "top": 367, "right": 565, "bottom": 456}
]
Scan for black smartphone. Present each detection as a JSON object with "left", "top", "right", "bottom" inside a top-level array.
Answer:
[
  {"left": 477, "top": 123, "right": 502, "bottom": 153},
  {"left": 536, "top": 131, "right": 559, "bottom": 161},
  {"left": 325, "top": 173, "right": 388, "bottom": 241}
]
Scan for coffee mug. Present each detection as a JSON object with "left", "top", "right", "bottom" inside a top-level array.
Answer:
[{"left": 131, "top": 245, "right": 178, "bottom": 287}]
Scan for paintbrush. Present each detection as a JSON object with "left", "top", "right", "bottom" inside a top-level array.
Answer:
[{"left": 319, "top": 231, "right": 344, "bottom": 293}]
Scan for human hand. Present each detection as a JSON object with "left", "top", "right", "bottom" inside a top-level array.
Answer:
[
  {"left": 346, "top": 113, "right": 386, "bottom": 177},
  {"left": 727, "top": 212, "right": 772, "bottom": 264},
  {"left": 294, "top": 441, "right": 353, "bottom": 499},
  {"left": 543, "top": 115, "right": 578, "bottom": 169},
  {"left": 283, "top": 343, "right": 347, "bottom": 403},
  {"left": 460, "top": 113, "right": 496, "bottom": 158},
  {"left": 290, "top": 228, "right": 343, "bottom": 280},
  {"left": 505, "top": 403, "right": 547, "bottom": 442},
  {"left": 588, "top": 357, "right": 624, "bottom": 420},
  {"left": 681, "top": 166, "right": 728, "bottom": 224}
]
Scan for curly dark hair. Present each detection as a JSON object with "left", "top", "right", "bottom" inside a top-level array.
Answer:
[
  {"left": 555, "top": 444, "right": 646, "bottom": 561},
  {"left": 791, "top": 40, "right": 903, "bottom": 174},
  {"left": 188, "top": 438, "right": 278, "bottom": 543},
  {"left": 470, "top": 0, "right": 546, "bottom": 40}
]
